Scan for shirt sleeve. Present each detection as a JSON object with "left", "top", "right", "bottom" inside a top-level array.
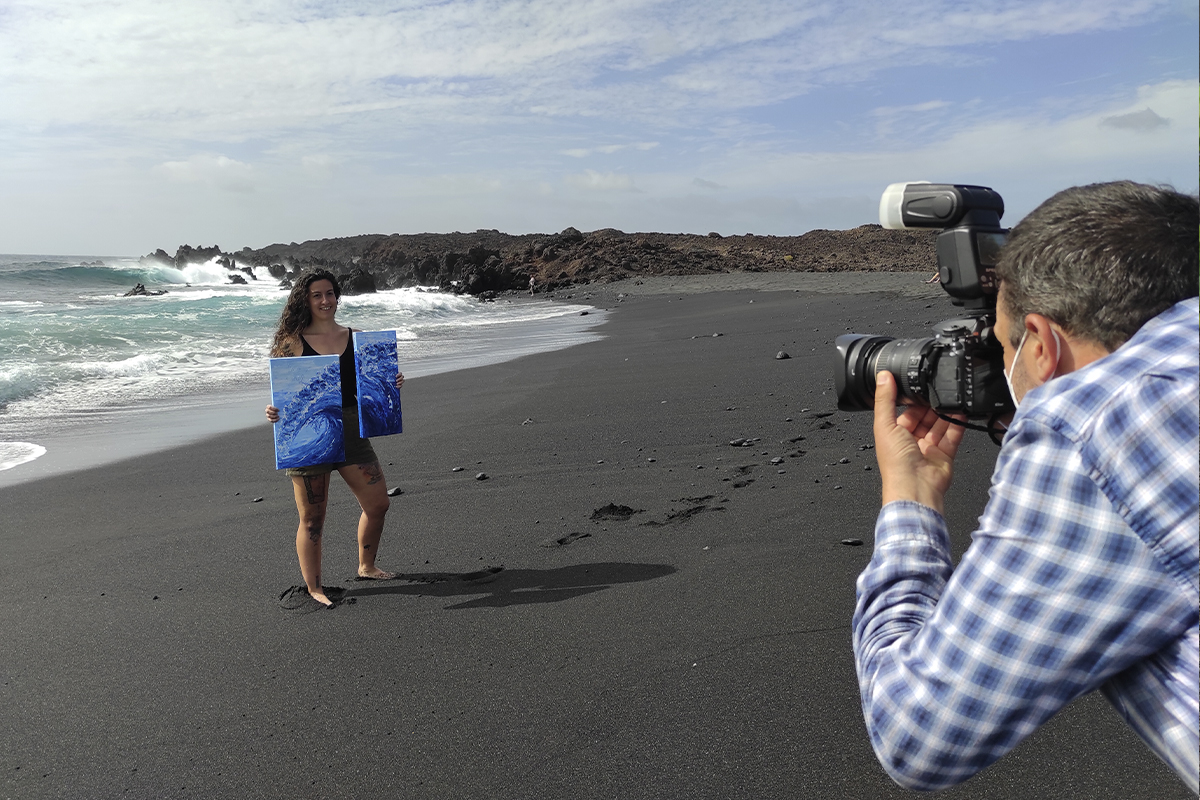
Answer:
[{"left": 852, "top": 421, "right": 1196, "bottom": 791}]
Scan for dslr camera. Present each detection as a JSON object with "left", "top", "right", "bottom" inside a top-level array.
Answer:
[{"left": 834, "top": 182, "right": 1014, "bottom": 425}]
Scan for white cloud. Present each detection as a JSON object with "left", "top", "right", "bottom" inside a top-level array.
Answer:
[
  {"left": 155, "top": 154, "right": 255, "bottom": 192},
  {"left": 560, "top": 142, "right": 659, "bottom": 158},
  {"left": 1101, "top": 108, "right": 1170, "bottom": 131},
  {"left": 565, "top": 170, "right": 638, "bottom": 192},
  {"left": 696, "top": 80, "right": 1198, "bottom": 224},
  {"left": 0, "top": 0, "right": 1179, "bottom": 139},
  {"left": 0, "top": 1, "right": 1193, "bottom": 252}
]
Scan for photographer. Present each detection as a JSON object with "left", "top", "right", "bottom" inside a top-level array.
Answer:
[{"left": 852, "top": 181, "right": 1199, "bottom": 791}]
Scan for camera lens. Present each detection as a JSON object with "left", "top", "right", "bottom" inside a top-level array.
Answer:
[{"left": 835, "top": 334, "right": 934, "bottom": 411}]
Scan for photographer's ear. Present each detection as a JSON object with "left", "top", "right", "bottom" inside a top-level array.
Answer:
[{"left": 1021, "top": 313, "right": 1063, "bottom": 383}]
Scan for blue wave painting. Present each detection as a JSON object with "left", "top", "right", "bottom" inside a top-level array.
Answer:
[
  {"left": 269, "top": 355, "right": 345, "bottom": 470},
  {"left": 354, "top": 330, "right": 403, "bottom": 438}
]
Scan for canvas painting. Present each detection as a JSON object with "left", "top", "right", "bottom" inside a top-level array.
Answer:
[
  {"left": 269, "top": 354, "right": 345, "bottom": 470},
  {"left": 354, "top": 330, "right": 403, "bottom": 438}
]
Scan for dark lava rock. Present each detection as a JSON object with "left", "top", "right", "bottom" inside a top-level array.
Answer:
[
  {"left": 122, "top": 283, "right": 168, "bottom": 297},
  {"left": 341, "top": 268, "right": 377, "bottom": 295},
  {"left": 229, "top": 274, "right": 248, "bottom": 285},
  {"left": 540, "top": 531, "right": 591, "bottom": 548},
  {"left": 150, "top": 224, "right": 934, "bottom": 299},
  {"left": 591, "top": 503, "right": 639, "bottom": 521}
]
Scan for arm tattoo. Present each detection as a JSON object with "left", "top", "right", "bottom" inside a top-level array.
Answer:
[{"left": 360, "top": 461, "right": 385, "bottom": 486}]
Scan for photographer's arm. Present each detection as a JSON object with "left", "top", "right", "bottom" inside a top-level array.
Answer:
[{"left": 852, "top": 418, "right": 1193, "bottom": 791}]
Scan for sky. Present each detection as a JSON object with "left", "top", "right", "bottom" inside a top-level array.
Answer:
[{"left": 1, "top": 0, "right": 1196, "bottom": 255}]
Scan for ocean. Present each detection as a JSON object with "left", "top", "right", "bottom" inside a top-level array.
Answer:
[{"left": 0, "top": 254, "right": 603, "bottom": 485}]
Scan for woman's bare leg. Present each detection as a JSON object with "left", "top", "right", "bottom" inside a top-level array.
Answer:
[
  {"left": 291, "top": 473, "right": 334, "bottom": 605},
  {"left": 337, "top": 460, "right": 394, "bottom": 578}
]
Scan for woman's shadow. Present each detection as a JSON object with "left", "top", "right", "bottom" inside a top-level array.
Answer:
[{"left": 344, "top": 562, "right": 677, "bottom": 610}]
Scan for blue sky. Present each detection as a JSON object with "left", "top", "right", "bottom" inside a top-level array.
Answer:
[{"left": 1, "top": 0, "right": 1195, "bottom": 254}]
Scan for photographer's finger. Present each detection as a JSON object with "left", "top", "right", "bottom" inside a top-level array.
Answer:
[{"left": 873, "top": 371, "right": 899, "bottom": 434}]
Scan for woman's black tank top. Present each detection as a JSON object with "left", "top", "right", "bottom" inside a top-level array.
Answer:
[{"left": 300, "top": 330, "right": 357, "bottom": 406}]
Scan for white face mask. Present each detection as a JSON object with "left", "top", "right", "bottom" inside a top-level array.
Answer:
[{"left": 1004, "top": 328, "right": 1061, "bottom": 410}]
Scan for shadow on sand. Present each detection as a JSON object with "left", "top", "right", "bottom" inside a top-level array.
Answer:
[{"left": 344, "top": 562, "right": 677, "bottom": 610}]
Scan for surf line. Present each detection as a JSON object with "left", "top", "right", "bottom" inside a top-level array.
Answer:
[{"left": 0, "top": 442, "right": 47, "bottom": 471}]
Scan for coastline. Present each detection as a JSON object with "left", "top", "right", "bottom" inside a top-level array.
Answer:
[
  {"left": 0, "top": 295, "right": 606, "bottom": 488},
  {"left": 1, "top": 272, "right": 1186, "bottom": 799}
]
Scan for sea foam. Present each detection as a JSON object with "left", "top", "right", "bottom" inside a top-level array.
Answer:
[{"left": 0, "top": 442, "right": 47, "bottom": 471}]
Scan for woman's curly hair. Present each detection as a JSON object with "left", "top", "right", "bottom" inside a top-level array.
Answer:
[{"left": 269, "top": 269, "right": 341, "bottom": 357}]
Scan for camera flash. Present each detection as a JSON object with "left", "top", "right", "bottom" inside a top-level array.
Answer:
[{"left": 879, "top": 182, "right": 930, "bottom": 229}]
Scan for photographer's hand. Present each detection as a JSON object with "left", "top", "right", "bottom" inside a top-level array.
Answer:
[{"left": 872, "top": 372, "right": 965, "bottom": 515}]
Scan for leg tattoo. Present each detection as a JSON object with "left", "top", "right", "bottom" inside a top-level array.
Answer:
[
  {"left": 303, "top": 475, "right": 327, "bottom": 504},
  {"left": 360, "top": 461, "right": 385, "bottom": 486}
]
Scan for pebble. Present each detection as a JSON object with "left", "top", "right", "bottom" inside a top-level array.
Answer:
[
  {"left": 841, "top": 538, "right": 864, "bottom": 546},
  {"left": 864, "top": 466, "right": 873, "bottom": 471},
  {"left": 728, "top": 438, "right": 746, "bottom": 446},
  {"left": 452, "top": 467, "right": 464, "bottom": 472},
  {"left": 387, "top": 487, "right": 403, "bottom": 496},
  {"left": 712, "top": 333, "right": 723, "bottom": 337},
  {"left": 647, "top": 457, "right": 657, "bottom": 462},
  {"left": 252, "top": 497, "right": 263, "bottom": 503},
  {"left": 770, "top": 457, "right": 783, "bottom": 464},
  {"left": 839, "top": 457, "right": 850, "bottom": 464},
  {"left": 475, "top": 472, "right": 489, "bottom": 481},
  {"left": 776, "top": 351, "right": 790, "bottom": 360}
]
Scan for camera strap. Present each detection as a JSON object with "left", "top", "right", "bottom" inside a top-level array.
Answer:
[{"left": 935, "top": 411, "right": 1009, "bottom": 447}]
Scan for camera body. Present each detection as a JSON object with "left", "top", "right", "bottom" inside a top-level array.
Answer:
[{"left": 834, "top": 182, "right": 1014, "bottom": 419}]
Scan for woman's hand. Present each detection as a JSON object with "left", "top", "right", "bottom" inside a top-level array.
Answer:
[
  {"left": 872, "top": 371, "right": 965, "bottom": 514},
  {"left": 265, "top": 405, "right": 280, "bottom": 423},
  {"left": 395, "top": 372, "right": 405, "bottom": 390}
]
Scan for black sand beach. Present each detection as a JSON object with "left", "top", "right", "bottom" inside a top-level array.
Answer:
[{"left": 1, "top": 275, "right": 1189, "bottom": 799}]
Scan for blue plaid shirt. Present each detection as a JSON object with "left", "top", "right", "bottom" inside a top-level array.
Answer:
[{"left": 854, "top": 297, "right": 1199, "bottom": 792}]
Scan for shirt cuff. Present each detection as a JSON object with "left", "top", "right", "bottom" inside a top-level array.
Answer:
[{"left": 875, "top": 500, "right": 951, "bottom": 551}]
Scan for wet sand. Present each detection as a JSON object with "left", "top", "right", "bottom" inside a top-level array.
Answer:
[{"left": 0, "top": 274, "right": 1188, "bottom": 799}]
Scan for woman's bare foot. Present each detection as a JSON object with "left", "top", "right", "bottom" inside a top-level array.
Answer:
[
  {"left": 357, "top": 566, "right": 396, "bottom": 580},
  {"left": 307, "top": 587, "right": 335, "bottom": 606}
]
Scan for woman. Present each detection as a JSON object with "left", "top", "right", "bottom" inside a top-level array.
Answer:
[{"left": 265, "top": 269, "right": 404, "bottom": 607}]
